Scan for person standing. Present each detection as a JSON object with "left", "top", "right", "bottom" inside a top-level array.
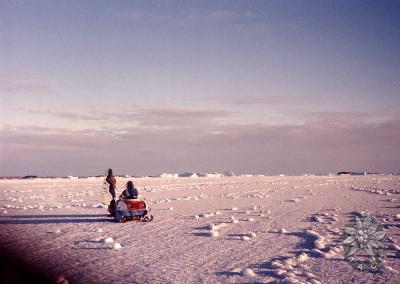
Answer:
[{"left": 106, "top": 168, "right": 116, "bottom": 217}]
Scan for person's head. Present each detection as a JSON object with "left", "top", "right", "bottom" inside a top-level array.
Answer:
[
  {"left": 108, "top": 169, "right": 113, "bottom": 176},
  {"left": 127, "top": 181, "right": 134, "bottom": 190},
  {"left": 126, "top": 180, "right": 137, "bottom": 197}
]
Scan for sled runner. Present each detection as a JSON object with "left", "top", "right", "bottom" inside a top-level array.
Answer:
[{"left": 115, "top": 198, "right": 153, "bottom": 223}]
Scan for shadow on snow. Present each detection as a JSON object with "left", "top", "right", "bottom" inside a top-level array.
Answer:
[{"left": 0, "top": 214, "right": 114, "bottom": 224}]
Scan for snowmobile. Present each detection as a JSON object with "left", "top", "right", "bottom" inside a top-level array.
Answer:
[{"left": 114, "top": 197, "right": 153, "bottom": 223}]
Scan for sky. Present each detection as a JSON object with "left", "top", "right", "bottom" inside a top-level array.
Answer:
[{"left": 1, "top": 0, "right": 400, "bottom": 176}]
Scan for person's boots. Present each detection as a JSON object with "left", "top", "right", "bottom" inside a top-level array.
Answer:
[{"left": 107, "top": 200, "right": 116, "bottom": 217}]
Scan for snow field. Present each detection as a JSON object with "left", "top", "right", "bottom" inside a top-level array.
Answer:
[{"left": 0, "top": 175, "right": 399, "bottom": 283}]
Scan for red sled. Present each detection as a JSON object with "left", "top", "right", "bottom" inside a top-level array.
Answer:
[{"left": 115, "top": 198, "right": 153, "bottom": 223}]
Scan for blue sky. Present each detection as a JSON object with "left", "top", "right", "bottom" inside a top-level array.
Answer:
[{"left": 1, "top": 0, "right": 400, "bottom": 176}]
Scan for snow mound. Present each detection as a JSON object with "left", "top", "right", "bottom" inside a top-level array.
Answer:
[
  {"left": 209, "top": 230, "right": 219, "bottom": 237},
  {"left": 248, "top": 232, "right": 257, "bottom": 238},
  {"left": 199, "top": 212, "right": 214, "bottom": 218},
  {"left": 311, "top": 216, "right": 323, "bottom": 222},
  {"left": 113, "top": 243, "right": 122, "bottom": 250},
  {"left": 208, "top": 224, "right": 217, "bottom": 230},
  {"left": 296, "top": 253, "right": 309, "bottom": 263},
  {"left": 216, "top": 223, "right": 227, "bottom": 229},
  {"left": 103, "top": 237, "right": 114, "bottom": 243},
  {"left": 56, "top": 275, "right": 69, "bottom": 284},
  {"left": 93, "top": 203, "right": 105, "bottom": 208},
  {"left": 230, "top": 216, "right": 239, "bottom": 224},
  {"left": 241, "top": 268, "right": 255, "bottom": 277},
  {"left": 241, "top": 236, "right": 250, "bottom": 241}
]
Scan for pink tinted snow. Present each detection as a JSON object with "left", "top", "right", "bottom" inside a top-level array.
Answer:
[{"left": 0, "top": 175, "right": 399, "bottom": 283}]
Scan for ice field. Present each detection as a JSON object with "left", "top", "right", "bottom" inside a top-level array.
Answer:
[{"left": 0, "top": 175, "right": 399, "bottom": 283}]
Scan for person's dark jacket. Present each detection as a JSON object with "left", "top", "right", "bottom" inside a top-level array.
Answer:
[
  {"left": 120, "top": 181, "right": 139, "bottom": 199},
  {"left": 106, "top": 175, "right": 116, "bottom": 199}
]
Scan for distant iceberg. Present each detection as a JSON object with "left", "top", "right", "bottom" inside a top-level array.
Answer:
[
  {"left": 145, "top": 171, "right": 237, "bottom": 178},
  {"left": 67, "top": 176, "right": 79, "bottom": 179},
  {"left": 178, "top": 172, "right": 198, "bottom": 178},
  {"left": 204, "top": 173, "right": 224, "bottom": 177},
  {"left": 158, "top": 173, "right": 179, "bottom": 178}
]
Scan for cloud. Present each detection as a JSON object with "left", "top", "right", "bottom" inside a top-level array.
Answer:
[
  {"left": 212, "top": 94, "right": 322, "bottom": 108},
  {"left": 127, "top": 107, "right": 232, "bottom": 128},
  {"left": 26, "top": 110, "right": 110, "bottom": 122},
  {"left": 24, "top": 107, "right": 233, "bottom": 129},
  {"left": 0, "top": 126, "right": 111, "bottom": 151},
  {"left": 0, "top": 82, "right": 50, "bottom": 94},
  {"left": 0, "top": 71, "right": 51, "bottom": 94},
  {"left": 211, "top": 96, "right": 400, "bottom": 126},
  {"left": 1, "top": 111, "right": 399, "bottom": 176},
  {"left": 300, "top": 111, "right": 375, "bottom": 128}
]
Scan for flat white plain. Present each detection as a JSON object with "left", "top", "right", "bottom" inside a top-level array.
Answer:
[{"left": 0, "top": 175, "right": 399, "bottom": 283}]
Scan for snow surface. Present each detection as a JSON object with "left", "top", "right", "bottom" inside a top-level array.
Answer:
[{"left": 0, "top": 175, "right": 399, "bottom": 283}]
